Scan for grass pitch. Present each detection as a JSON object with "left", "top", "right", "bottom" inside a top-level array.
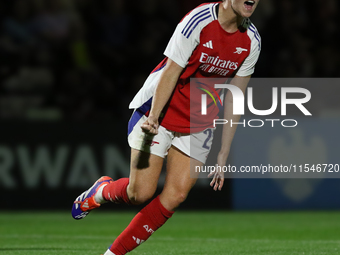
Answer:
[{"left": 0, "top": 211, "right": 340, "bottom": 255}]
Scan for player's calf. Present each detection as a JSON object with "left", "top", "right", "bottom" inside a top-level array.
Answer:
[
  {"left": 105, "top": 196, "right": 174, "bottom": 255},
  {"left": 126, "top": 184, "right": 155, "bottom": 205}
]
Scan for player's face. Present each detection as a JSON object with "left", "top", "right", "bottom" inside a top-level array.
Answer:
[{"left": 230, "top": 0, "right": 260, "bottom": 18}]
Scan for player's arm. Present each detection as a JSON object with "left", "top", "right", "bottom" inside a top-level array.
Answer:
[
  {"left": 209, "top": 75, "right": 251, "bottom": 191},
  {"left": 210, "top": 24, "right": 261, "bottom": 190},
  {"left": 141, "top": 7, "right": 205, "bottom": 134},
  {"left": 141, "top": 59, "right": 183, "bottom": 135}
]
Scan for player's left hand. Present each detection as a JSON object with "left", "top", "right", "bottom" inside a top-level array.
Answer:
[
  {"left": 208, "top": 151, "right": 228, "bottom": 191},
  {"left": 208, "top": 166, "right": 224, "bottom": 191}
]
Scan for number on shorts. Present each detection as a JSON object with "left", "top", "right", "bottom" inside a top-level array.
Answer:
[{"left": 203, "top": 129, "right": 212, "bottom": 150}]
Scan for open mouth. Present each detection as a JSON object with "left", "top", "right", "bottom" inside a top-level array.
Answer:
[{"left": 244, "top": 0, "right": 255, "bottom": 9}]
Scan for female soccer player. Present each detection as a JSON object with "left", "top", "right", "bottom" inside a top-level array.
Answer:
[{"left": 72, "top": 0, "right": 261, "bottom": 254}]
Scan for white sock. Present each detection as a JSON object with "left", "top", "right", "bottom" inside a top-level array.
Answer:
[
  {"left": 103, "top": 249, "right": 115, "bottom": 255},
  {"left": 94, "top": 184, "right": 107, "bottom": 204}
]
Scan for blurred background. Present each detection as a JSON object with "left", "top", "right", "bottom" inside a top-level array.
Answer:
[{"left": 1, "top": 0, "right": 340, "bottom": 211}]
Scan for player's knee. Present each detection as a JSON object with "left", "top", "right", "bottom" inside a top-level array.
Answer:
[
  {"left": 127, "top": 185, "right": 154, "bottom": 205},
  {"left": 165, "top": 191, "right": 188, "bottom": 209},
  {"left": 174, "top": 192, "right": 188, "bottom": 205}
]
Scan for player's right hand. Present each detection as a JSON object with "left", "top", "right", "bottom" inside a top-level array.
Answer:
[{"left": 141, "top": 117, "right": 159, "bottom": 135}]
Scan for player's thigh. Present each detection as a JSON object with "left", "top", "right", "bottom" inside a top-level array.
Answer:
[
  {"left": 172, "top": 128, "right": 215, "bottom": 165},
  {"left": 128, "top": 148, "right": 164, "bottom": 204},
  {"left": 128, "top": 113, "right": 173, "bottom": 203},
  {"left": 160, "top": 146, "right": 203, "bottom": 211}
]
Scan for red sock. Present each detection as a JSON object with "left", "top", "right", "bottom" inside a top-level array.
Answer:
[
  {"left": 109, "top": 196, "right": 174, "bottom": 255},
  {"left": 103, "top": 178, "right": 131, "bottom": 204}
]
